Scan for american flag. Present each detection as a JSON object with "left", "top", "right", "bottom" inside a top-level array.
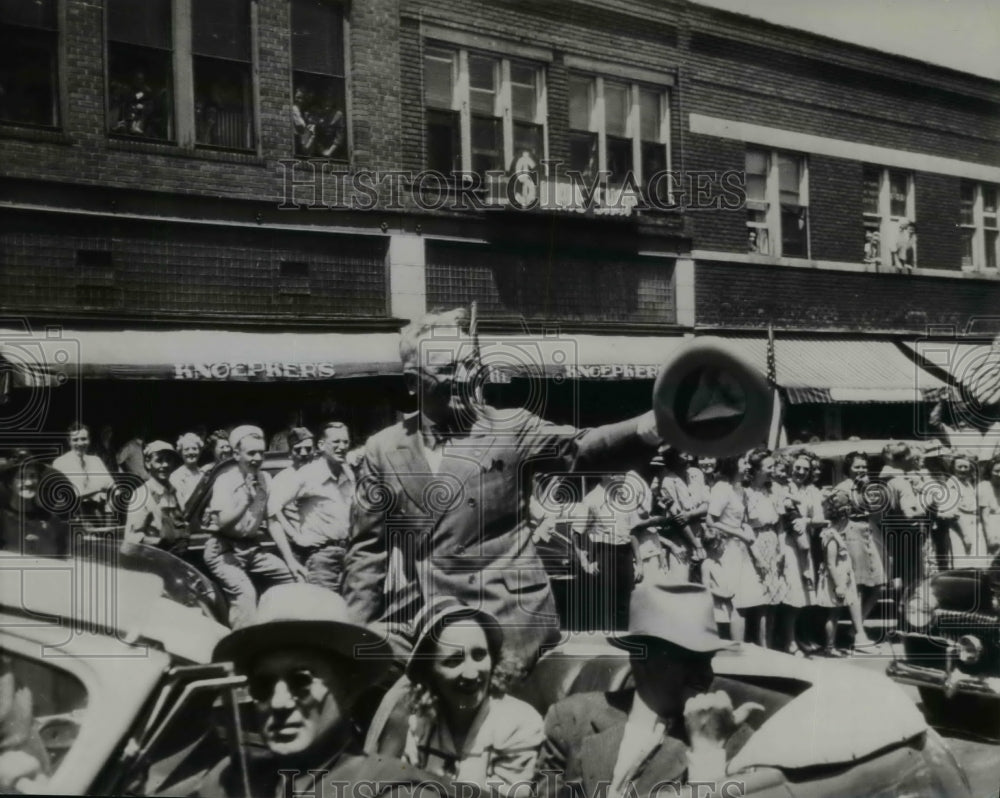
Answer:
[{"left": 766, "top": 324, "right": 777, "bottom": 388}]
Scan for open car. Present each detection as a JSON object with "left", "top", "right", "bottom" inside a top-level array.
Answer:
[
  {"left": 511, "top": 633, "right": 972, "bottom": 797},
  {"left": 887, "top": 552, "right": 1000, "bottom": 739}
]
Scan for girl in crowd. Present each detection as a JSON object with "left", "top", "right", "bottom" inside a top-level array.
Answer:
[
  {"left": 816, "top": 491, "right": 868, "bottom": 656},
  {"left": 741, "top": 448, "right": 786, "bottom": 648},
  {"left": 394, "top": 601, "right": 543, "bottom": 796},
  {"left": 777, "top": 452, "right": 824, "bottom": 655},
  {"left": 653, "top": 447, "right": 708, "bottom": 571},
  {"left": 706, "top": 456, "right": 763, "bottom": 644},
  {"left": 977, "top": 454, "right": 1000, "bottom": 556},
  {"left": 834, "top": 451, "right": 885, "bottom": 636},
  {"left": 170, "top": 432, "right": 205, "bottom": 510},
  {"left": 0, "top": 451, "right": 70, "bottom": 557},
  {"left": 204, "top": 430, "right": 233, "bottom": 471}
]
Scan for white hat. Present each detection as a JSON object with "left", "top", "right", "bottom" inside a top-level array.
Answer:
[{"left": 228, "top": 425, "right": 264, "bottom": 449}]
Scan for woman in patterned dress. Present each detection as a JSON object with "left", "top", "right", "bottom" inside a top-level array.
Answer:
[{"left": 741, "top": 448, "right": 786, "bottom": 648}]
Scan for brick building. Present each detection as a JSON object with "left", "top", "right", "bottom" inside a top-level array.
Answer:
[{"left": 0, "top": 0, "right": 997, "bottom": 442}]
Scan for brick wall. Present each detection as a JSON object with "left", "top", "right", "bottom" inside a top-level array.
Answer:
[
  {"left": 809, "top": 156, "right": 864, "bottom": 264},
  {"left": 0, "top": 212, "right": 389, "bottom": 321},
  {"left": 696, "top": 262, "right": 1000, "bottom": 332},
  {"left": 914, "top": 173, "right": 963, "bottom": 271}
]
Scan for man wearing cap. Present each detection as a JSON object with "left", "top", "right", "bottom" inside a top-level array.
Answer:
[
  {"left": 268, "top": 422, "right": 356, "bottom": 593},
  {"left": 200, "top": 583, "right": 462, "bottom": 798},
  {"left": 203, "top": 425, "right": 294, "bottom": 628},
  {"left": 344, "top": 308, "right": 661, "bottom": 671},
  {"left": 264, "top": 426, "right": 314, "bottom": 581},
  {"left": 537, "top": 583, "right": 760, "bottom": 797},
  {"left": 123, "top": 441, "right": 189, "bottom": 555}
]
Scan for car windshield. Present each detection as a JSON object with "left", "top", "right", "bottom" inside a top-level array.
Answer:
[{"left": 71, "top": 538, "right": 225, "bottom": 624}]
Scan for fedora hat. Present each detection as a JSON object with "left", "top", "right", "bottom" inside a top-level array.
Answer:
[
  {"left": 405, "top": 597, "right": 504, "bottom": 680},
  {"left": 611, "top": 582, "right": 735, "bottom": 653},
  {"left": 213, "top": 583, "right": 394, "bottom": 680}
]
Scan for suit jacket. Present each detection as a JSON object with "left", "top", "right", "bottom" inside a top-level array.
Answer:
[
  {"left": 343, "top": 408, "right": 655, "bottom": 668},
  {"left": 538, "top": 688, "right": 753, "bottom": 798}
]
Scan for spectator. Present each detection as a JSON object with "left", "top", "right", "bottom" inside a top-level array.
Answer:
[
  {"left": 891, "top": 218, "right": 916, "bottom": 271},
  {"left": 202, "top": 583, "right": 439, "bottom": 797},
  {"left": 123, "top": 441, "right": 188, "bottom": 555},
  {"left": 777, "top": 453, "right": 824, "bottom": 656},
  {"left": 268, "top": 422, "right": 356, "bottom": 592},
  {"left": 94, "top": 424, "right": 119, "bottom": 477},
  {"left": 205, "top": 430, "right": 234, "bottom": 470},
  {"left": 314, "top": 94, "right": 346, "bottom": 158},
  {"left": 863, "top": 230, "right": 881, "bottom": 267},
  {"left": 977, "top": 454, "right": 1000, "bottom": 555},
  {"left": 117, "top": 427, "right": 150, "bottom": 482},
  {"left": 741, "top": 448, "right": 785, "bottom": 648},
  {"left": 203, "top": 425, "right": 295, "bottom": 628},
  {"left": 834, "top": 452, "right": 886, "bottom": 634},
  {"left": 367, "top": 599, "right": 543, "bottom": 796},
  {"left": 651, "top": 446, "right": 708, "bottom": 572},
  {"left": 704, "top": 457, "right": 759, "bottom": 645},
  {"left": 0, "top": 451, "right": 70, "bottom": 557},
  {"left": 292, "top": 86, "right": 316, "bottom": 155},
  {"left": 51, "top": 422, "right": 115, "bottom": 519},
  {"left": 268, "top": 412, "right": 302, "bottom": 454},
  {"left": 949, "top": 452, "right": 986, "bottom": 560},
  {"left": 816, "top": 491, "right": 867, "bottom": 656},
  {"left": 879, "top": 442, "right": 923, "bottom": 591},
  {"left": 170, "top": 432, "right": 205, "bottom": 511}
]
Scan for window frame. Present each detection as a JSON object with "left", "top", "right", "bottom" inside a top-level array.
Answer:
[
  {"left": 0, "top": 0, "right": 62, "bottom": 130},
  {"left": 745, "top": 147, "right": 810, "bottom": 259},
  {"left": 423, "top": 42, "right": 548, "bottom": 181},
  {"left": 960, "top": 181, "right": 1000, "bottom": 271},
  {"left": 103, "top": 0, "right": 259, "bottom": 153},
  {"left": 861, "top": 165, "right": 915, "bottom": 268},
  {"left": 567, "top": 73, "right": 670, "bottom": 187}
]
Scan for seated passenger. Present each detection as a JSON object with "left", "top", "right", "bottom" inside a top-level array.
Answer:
[{"left": 537, "top": 583, "right": 762, "bottom": 797}]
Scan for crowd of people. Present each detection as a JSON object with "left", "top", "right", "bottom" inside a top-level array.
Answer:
[{"left": 1, "top": 306, "right": 1000, "bottom": 795}]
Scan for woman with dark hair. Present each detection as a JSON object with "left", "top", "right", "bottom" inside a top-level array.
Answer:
[
  {"left": 816, "top": 491, "right": 867, "bottom": 656},
  {"left": 741, "top": 447, "right": 786, "bottom": 648},
  {"left": 950, "top": 452, "right": 986, "bottom": 561},
  {"left": 977, "top": 454, "right": 1000, "bottom": 556},
  {"left": 384, "top": 600, "right": 543, "bottom": 795},
  {"left": 834, "top": 451, "right": 885, "bottom": 633},
  {"left": 705, "top": 455, "right": 763, "bottom": 644},
  {"left": 0, "top": 451, "right": 70, "bottom": 557}
]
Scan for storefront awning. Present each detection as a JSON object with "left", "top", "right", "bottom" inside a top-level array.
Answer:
[
  {"left": 0, "top": 327, "right": 403, "bottom": 383},
  {"left": 899, "top": 339, "right": 1000, "bottom": 406},
  {"left": 716, "top": 337, "right": 946, "bottom": 404},
  {"left": 479, "top": 334, "right": 688, "bottom": 381}
]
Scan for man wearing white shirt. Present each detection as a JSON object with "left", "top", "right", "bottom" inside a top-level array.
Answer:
[
  {"left": 268, "top": 422, "right": 355, "bottom": 592},
  {"left": 51, "top": 422, "right": 114, "bottom": 518}
]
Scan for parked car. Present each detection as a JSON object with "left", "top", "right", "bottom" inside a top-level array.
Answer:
[
  {"left": 517, "top": 634, "right": 973, "bottom": 797},
  {"left": 887, "top": 552, "right": 1000, "bottom": 738}
]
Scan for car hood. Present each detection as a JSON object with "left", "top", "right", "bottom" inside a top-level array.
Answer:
[{"left": 724, "top": 646, "right": 927, "bottom": 772}]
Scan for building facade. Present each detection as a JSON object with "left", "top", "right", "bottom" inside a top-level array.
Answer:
[{"left": 0, "top": 0, "right": 997, "bottom": 443}]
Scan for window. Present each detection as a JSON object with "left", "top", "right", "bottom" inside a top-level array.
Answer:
[
  {"left": 423, "top": 46, "right": 546, "bottom": 180},
  {"left": 960, "top": 181, "right": 999, "bottom": 270},
  {"left": 107, "top": 0, "right": 174, "bottom": 141},
  {"left": 291, "top": 0, "right": 346, "bottom": 159},
  {"left": 746, "top": 148, "right": 809, "bottom": 257},
  {"left": 568, "top": 75, "right": 668, "bottom": 187},
  {"left": 0, "top": 0, "right": 59, "bottom": 128},
  {"left": 193, "top": 0, "right": 253, "bottom": 150},
  {"left": 860, "top": 167, "right": 915, "bottom": 268},
  {"left": 105, "top": 0, "right": 255, "bottom": 151}
]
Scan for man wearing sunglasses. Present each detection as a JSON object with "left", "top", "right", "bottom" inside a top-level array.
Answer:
[
  {"left": 268, "top": 422, "right": 356, "bottom": 592},
  {"left": 201, "top": 583, "right": 458, "bottom": 798}
]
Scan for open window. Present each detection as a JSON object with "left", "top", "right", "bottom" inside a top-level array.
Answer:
[{"left": 0, "top": 0, "right": 59, "bottom": 128}]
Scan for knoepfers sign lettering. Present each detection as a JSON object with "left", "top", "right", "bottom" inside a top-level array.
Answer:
[{"left": 173, "top": 362, "right": 337, "bottom": 380}]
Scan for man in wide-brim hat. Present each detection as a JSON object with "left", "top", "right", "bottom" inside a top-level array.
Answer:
[
  {"left": 537, "top": 582, "right": 761, "bottom": 797},
  {"left": 201, "top": 582, "right": 471, "bottom": 798}
]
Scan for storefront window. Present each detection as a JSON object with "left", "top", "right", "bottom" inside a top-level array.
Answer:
[{"left": 0, "top": 0, "right": 59, "bottom": 128}]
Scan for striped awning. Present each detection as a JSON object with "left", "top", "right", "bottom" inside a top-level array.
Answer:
[
  {"left": 716, "top": 337, "right": 947, "bottom": 404},
  {"left": 900, "top": 338, "right": 1000, "bottom": 406}
]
